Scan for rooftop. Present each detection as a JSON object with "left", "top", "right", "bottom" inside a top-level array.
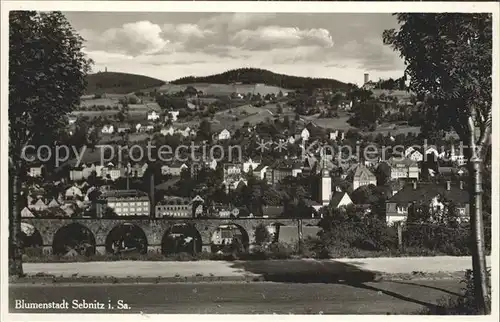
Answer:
[
  {"left": 388, "top": 182, "right": 468, "bottom": 205},
  {"left": 99, "top": 189, "right": 149, "bottom": 199}
]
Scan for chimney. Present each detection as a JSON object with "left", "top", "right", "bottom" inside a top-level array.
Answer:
[
  {"left": 459, "top": 181, "right": 464, "bottom": 190},
  {"left": 364, "top": 73, "right": 369, "bottom": 84},
  {"left": 412, "top": 181, "right": 417, "bottom": 190},
  {"left": 446, "top": 181, "right": 451, "bottom": 191},
  {"left": 150, "top": 173, "right": 155, "bottom": 217}
]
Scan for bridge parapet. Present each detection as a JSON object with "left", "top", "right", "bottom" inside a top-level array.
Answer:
[{"left": 22, "top": 218, "right": 321, "bottom": 254}]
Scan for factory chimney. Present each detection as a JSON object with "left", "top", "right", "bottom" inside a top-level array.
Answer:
[{"left": 364, "top": 73, "right": 369, "bottom": 84}]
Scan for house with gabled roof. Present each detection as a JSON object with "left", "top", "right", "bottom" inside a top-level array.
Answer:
[
  {"left": 47, "top": 198, "right": 60, "bottom": 208},
  {"left": 243, "top": 157, "right": 261, "bottom": 173},
  {"left": 65, "top": 185, "right": 83, "bottom": 199},
  {"left": 117, "top": 123, "right": 132, "bottom": 133},
  {"left": 265, "top": 159, "right": 302, "bottom": 186},
  {"left": 29, "top": 198, "right": 48, "bottom": 211},
  {"left": 330, "top": 192, "right": 353, "bottom": 208},
  {"left": 252, "top": 164, "right": 268, "bottom": 180},
  {"left": 21, "top": 207, "right": 35, "bottom": 218},
  {"left": 101, "top": 124, "right": 114, "bottom": 134},
  {"left": 28, "top": 164, "right": 44, "bottom": 178},
  {"left": 385, "top": 157, "right": 420, "bottom": 180},
  {"left": 161, "top": 162, "right": 189, "bottom": 177},
  {"left": 161, "top": 126, "right": 175, "bottom": 136},
  {"left": 217, "top": 129, "right": 231, "bottom": 141},
  {"left": 147, "top": 110, "right": 161, "bottom": 121},
  {"left": 345, "top": 164, "right": 377, "bottom": 191},
  {"left": 167, "top": 110, "right": 180, "bottom": 122},
  {"left": 385, "top": 181, "right": 469, "bottom": 224}
]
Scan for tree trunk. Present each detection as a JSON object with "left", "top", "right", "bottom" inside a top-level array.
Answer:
[
  {"left": 9, "top": 166, "right": 24, "bottom": 277},
  {"left": 467, "top": 146, "right": 490, "bottom": 314}
]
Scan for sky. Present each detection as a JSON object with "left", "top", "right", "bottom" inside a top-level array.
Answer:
[{"left": 64, "top": 12, "right": 406, "bottom": 86}]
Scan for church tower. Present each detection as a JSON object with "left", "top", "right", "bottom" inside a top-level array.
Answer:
[{"left": 320, "top": 151, "right": 332, "bottom": 206}]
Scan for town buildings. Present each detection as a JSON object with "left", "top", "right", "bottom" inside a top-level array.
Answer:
[
  {"left": 385, "top": 181, "right": 469, "bottom": 224},
  {"left": 265, "top": 160, "right": 302, "bottom": 186},
  {"left": 155, "top": 196, "right": 192, "bottom": 218},
  {"left": 385, "top": 157, "right": 420, "bottom": 180},
  {"left": 96, "top": 189, "right": 151, "bottom": 217},
  {"left": 346, "top": 163, "right": 377, "bottom": 191}
]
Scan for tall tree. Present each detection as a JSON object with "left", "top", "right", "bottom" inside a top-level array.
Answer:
[
  {"left": 383, "top": 13, "right": 492, "bottom": 314},
  {"left": 9, "top": 11, "right": 92, "bottom": 276}
]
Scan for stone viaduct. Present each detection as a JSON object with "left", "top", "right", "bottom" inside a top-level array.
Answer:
[{"left": 22, "top": 218, "right": 322, "bottom": 255}]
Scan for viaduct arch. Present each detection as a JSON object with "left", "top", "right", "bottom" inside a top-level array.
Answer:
[{"left": 21, "top": 218, "right": 321, "bottom": 255}]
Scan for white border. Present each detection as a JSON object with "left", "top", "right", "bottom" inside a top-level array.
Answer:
[{"left": 1, "top": 1, "right": 499, "bottom": 322}]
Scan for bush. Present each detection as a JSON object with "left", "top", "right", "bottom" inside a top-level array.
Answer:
[
  {"left": 302, "top": 237, "right": 330, "bottom": 259},
  {"left": 267, "top": 242, "right": 294, "bottom": 259},
  {"left": 404, "top": 223, "right": 471, "bottom": 256},
  {"left": 23, "top": 246, "right": 44, "bottom": 258},
  {"left": 422, "top": 269, "right": 492, "bottom": 315},
  {"left": 254, "top": 223, "right": 271, "bottom": 246}
]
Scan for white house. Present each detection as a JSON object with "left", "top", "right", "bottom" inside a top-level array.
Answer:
[
  {"left": 176, "top": 127, "right": 193, "bottom": 138},
  {"left": 450, "top": 146, "right": 466, "bottom": 166},
  {"left": 404, "top": 147, "right": 415, "bottom": 158},
  {"left": 329, "top": 131, "right": 339, "bottom": 141},
  {"left": 68, "top": 116, "right": 78, "bottom": 125},
  {"left": 107, "top": 168, "right": 122, "bottom": 181},
  {"left": 301, "top": 128, "right": 310, "bottom": 141},
  {"left": 65, "top": 186, "right": 83, "bottom": 199},
  {"left": 205, "top": 158, "right": 218, "bottom": 170},
  {"left": 28, "top": 165, "right": 44, "bottom": 178},
  {"left": 330, "top": 192, "right": 353, "bottom": 209},
  {"left": 161, "top": 126, "right": 175, "bottom": 136},
  {"left": 252, "top": 165, "right": 268, "bottom": 180},
  {"left": 147, "top": 110, "right": 160, "bottom": 121},
  {"left": 408, "top": 150, "right": 424, "bottom": 162},
  {"left": 101, "top": 124, "right": 114, "bottom": 134},
  {"left": 425, "top": 146, "right": 446, "bottom": 159},
  {"left": 47, "top": 198, "right": 60, "bottom": 208},
  {"left": 223, "top": 178, "right": 248, "bottom": 193},
  {"left": 168, "top": 111, "right": 180, "bottom": 122},
  {"left": 218, "top": 129, "right": 231, "bottom": 141},
  {"left": 29, "top": 199, "right": 47, "bottom": 211},
  {"left": 21, "top": 207, "right": 35, "bottom": 218},
  {"left": 243, "top": 158, "right": 261, "bottom": 173}
]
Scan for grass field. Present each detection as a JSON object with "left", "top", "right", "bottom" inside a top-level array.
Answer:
[
  {"left": 80, "top": 98, "right": 120, "bottom": 108},
  {"left": 306, "top": 116, "right": 353, "bottom": 131},
  {"left": 97, "top": 133, "right": 151, "bottom": 144},
  {"left": 71, "top": 110, "right": 121, "bottom": 118},
  {"left": 157, "top": 83, "right": 293, "bottom": 97},
  {"left": 209, "top": 104, "right": 275, "bottom": 130},
  {"left": 372, "top": 123, "right": 421, "bottom": 136}
]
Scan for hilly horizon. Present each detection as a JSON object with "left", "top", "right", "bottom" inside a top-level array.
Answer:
[
  {"left": 85, "top": 68, "right": 351, "bottom": 95},
  {"left": 85, "top": 71, "right": 166, "bottom": 95},
  {"left": 171, "top": 68, "right": 351, "bottom": 91}
]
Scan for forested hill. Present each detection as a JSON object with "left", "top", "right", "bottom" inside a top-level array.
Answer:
[
  {"left": 85, "top": 72, "right": 166, "bottom": 94},
  {"left": 171, "top": 68, "right": 351, "bottom": 91}
]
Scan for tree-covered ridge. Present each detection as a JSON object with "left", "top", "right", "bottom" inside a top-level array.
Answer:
[
  {"left": 171, "top": 68, "right": 351, "bottom": 90},
  {"left": 85, "top": 72, "right": 166, "bottom": 94}
]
